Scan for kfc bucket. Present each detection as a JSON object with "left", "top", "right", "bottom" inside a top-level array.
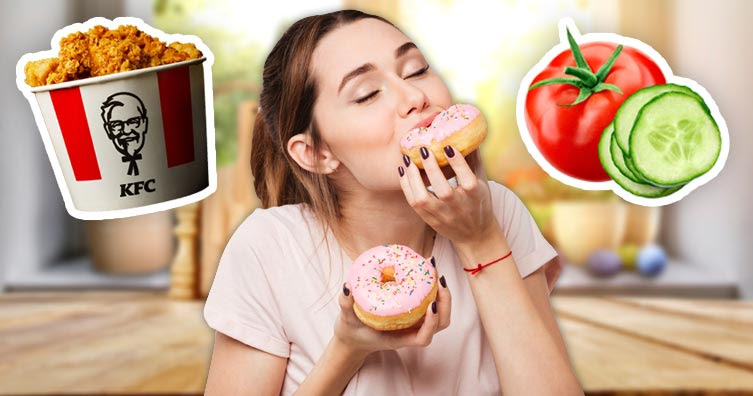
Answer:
[{"left": 16, "top": 18, "right": 216, "bottom": 220}]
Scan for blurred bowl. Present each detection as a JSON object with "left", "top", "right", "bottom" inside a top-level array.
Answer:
[
  {"left": 551, "top": 200, "right": 627, "bottom": 265},
  {"left": 85, "top": 210, "right": 175, "bottom": 275}
]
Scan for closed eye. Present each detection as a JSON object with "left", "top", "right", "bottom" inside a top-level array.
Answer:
[
  {"left": 355, "top": 90, "right": 379, "bottom": 104},
  {"left": 405, "top": 65, "right": 429, "bottom": 79},
  {"left": 354, "top": 65, "right": 430, "bottom": 104}
]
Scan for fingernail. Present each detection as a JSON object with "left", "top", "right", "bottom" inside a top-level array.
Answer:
[
  {"left": 403, "top": 154, "right": 411, "bottom": 167},
  {"left": 430, "top": 257, "right": 436, "bottom": 267},
  {"left": 420, "top": 146, "right": 429, "bottom": 159},
  {"left": 431, "top": 300, "right": 437, "bottom": 314},
  {"left": 343, "top": 282, "right": 350, "bottom": 296},
  {"left": 440, "top": 275, "right": 447, "bottom": 288},
  {"left": 444, "top": 145, "right": 455, "bottom": 158},
  {"left": 398, "top": 166, "right": 405, "bottom": 177}
]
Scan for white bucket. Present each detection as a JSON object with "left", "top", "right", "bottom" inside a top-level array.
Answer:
[{"left": 16, "top": 17, "right": 216, "bottom": 220}]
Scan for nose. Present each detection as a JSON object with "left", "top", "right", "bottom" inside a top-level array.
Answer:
[{"left": 397, "top": 79, "right": 429, "bottom": 118}]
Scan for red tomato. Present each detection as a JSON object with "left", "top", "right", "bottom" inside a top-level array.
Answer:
[{"left": 526, "top": 39, "right": 666, "bottom": 182}]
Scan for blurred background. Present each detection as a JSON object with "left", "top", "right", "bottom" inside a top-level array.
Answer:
[{"left": 1, "top": 0, "right": 752, "bottom": 394}]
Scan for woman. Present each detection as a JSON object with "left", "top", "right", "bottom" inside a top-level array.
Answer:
[{"left": 203, "top": 9, "right": 582, "bottom": 396}]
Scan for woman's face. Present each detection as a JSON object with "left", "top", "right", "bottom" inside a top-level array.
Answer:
[{"left": 309, "top": 18, "right": 452, "bottom": 191}]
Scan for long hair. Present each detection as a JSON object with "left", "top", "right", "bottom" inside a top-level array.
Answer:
[{"left": 249, "top": 10, "right": 397, "bottom": 303}]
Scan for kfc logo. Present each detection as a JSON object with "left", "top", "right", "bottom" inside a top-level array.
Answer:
[{"left": 101, "top": 92, "right": 148, "bottom": 176}]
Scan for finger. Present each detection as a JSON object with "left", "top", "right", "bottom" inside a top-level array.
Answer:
[
  {"left": 397, "top": 164, "right": 414, "bottom": 204},
  {"left": 402, "top": 155, "right": 442, "bottom": 225},
  {"left": 402, "top": 154, "right": 432, "bottom": 205},
  {"left": 338, "top": 282, "right": 359, "bottom": 325},
  {"left": 443, "top": 145, "right": 478, "bottom": 192},
  {"left": 419, "top": 146, "right": 453, "bottom": 199},
  {"left": 412, "top": 300, "right": 439, "bottom": 346},
  {"left": 436, "top": 275, "right": 452, "bottom": 331}
]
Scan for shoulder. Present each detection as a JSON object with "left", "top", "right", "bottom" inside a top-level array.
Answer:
[
  {"left": 224, "top": 203, "right": 317, "bottom": 260},
  {"left": 487, "top": 179, "right": 509, "bottom": 203},
  {"left": 485, "top": 179, "right": 534, "bottom": 235},
  {"left": 218, "top": 204, "right": 317, "bottom": 279},
  {"left": 487, "top": 179, "right": 524, "bottom": 219},
  {"left": 485, "top": 180, "right": 559, "bottom": 278},
  {"left": 233, "top": 203, "right": 312, "bottom": 241}
]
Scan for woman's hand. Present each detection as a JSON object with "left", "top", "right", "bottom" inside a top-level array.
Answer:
[
  {"left": 398, "top": 145, "right": 498, "bottom": 246},
  {"left": 334, "top": 274, "right": 451, "bottom": 356}
]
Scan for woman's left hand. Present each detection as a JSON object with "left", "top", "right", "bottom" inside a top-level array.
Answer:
[{"left": 398, "top": 145, "right": 498, "bottom": 246}]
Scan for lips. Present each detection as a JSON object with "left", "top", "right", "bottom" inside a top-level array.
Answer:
[{"left": 412, "top": 111, "right": 441, "bottom": 131}]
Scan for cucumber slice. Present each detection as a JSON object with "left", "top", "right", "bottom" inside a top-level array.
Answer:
[
  {"left": 598, "top": 122, "right": 682, "bottom": 198},
  {"left": 610, "top": 135, "right": 643, "bottom": 183},
  {"left": 625, "top": 150, "right": 685, "bottom": 188},
  {"left": 629, "top": 92, "right": 721, "bottom": 186},
  {"left": 614, "top": 83, "right": 703, "bottom": 154},
  {"left": 626, "top": 154, "right": 686, "bottom": 188},
  {"left": 624, "top": 156, "right": 649, "bottom": 183}
]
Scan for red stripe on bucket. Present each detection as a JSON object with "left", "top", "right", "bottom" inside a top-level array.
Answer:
[
  {"left": 157, "top": 66, "right": 195, "bottom": 168},
  {"left": 49, "top": 87, "right": 102, "bottom": 181}
]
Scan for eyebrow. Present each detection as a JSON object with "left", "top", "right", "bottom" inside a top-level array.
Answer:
[{"left": 337, "top": 42, "right": 419, "bottom": 95}]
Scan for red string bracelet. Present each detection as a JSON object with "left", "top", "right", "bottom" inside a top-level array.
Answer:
[{"left": 463, "top": 251, "right": 513, "bottom": 275}]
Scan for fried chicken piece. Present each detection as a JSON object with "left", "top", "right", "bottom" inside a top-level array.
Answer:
[
  {"left": 88, "top": 26, "right": 148, "bottom": 76},
  {"left": 162, "top": 42, "right": 202, "bottom": 64},
  {"left": 24, "top": 24, "right": 203, "bottom": 86},
  {"left": 24, "top": 58, "right": 59, "bottom": 87}
]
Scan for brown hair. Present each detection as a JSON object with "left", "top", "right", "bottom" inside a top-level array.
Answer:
[{"left": 250, "top": 10, "right": 395, "bottom": 251}]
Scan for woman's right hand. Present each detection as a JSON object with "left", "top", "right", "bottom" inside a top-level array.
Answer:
[{"left": 334, "top": 267, "right": 451, "bottom": 355}]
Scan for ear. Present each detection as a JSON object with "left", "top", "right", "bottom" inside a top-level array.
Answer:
[{"left": 287, "top": 131, "right": 339, "bottom": 174}]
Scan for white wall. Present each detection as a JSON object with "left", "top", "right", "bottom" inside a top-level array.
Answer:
[
  {"left": 0, "top": 1, "right": 72, "bottom": 291},
  {"left": 0, "top": 0, "right": 152, "bottom": 291},
  {"left": 661, "top": 0, "right": 753, "bottom": 298}
]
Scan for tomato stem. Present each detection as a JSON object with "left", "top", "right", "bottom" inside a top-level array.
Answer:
[
  {"left": 564, "top": 67, "right": 597, "bottom": 86},
  {"left": 566, "top": 26, "right": 592, "bottom": 72},
  {"left": 529, "top": 27, "right": 624, "bottom": 106}
]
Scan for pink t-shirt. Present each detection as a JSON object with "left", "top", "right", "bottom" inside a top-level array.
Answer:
[{"left": 203, "top": 180, "right": 560, "bottom": 395}]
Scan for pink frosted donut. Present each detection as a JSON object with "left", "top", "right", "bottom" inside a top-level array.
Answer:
[
  {"left": 348, "top": 244, "right": 438, "bottom": 331},
  {"left": 400, "top": 103, "right": 487, "bottom": 168}
]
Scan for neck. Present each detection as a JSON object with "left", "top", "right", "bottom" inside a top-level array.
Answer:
[{"left": 335, "top": 189, "right": 436, "bottom": 262}]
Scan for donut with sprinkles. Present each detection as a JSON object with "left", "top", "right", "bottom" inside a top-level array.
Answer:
[
  {"left": 348, "top": 244, "right": 438, "bottom": 331},
  {"left": 400, "top": 103, "right": 487, "bottom": 168}
]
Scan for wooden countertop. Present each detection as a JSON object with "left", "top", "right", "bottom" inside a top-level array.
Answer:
[{"left": 1, "top": 291, "right": 753, "bottom": 395}]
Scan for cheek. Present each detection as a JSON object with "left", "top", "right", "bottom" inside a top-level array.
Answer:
[
  {"left": 329, "top": 105, "right": 395, "bottom": 153},
  {"left": 323, "top": 110, "right": 402, "bottom": 185},
  {"left": 424, "top": 75, "right": 452, "bottom": 107}
]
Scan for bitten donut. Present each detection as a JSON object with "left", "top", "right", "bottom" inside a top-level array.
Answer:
[
  {"left": 348, "top": 244, "right": 438, "bottom": 331},
  {"left": 400, "top": 103, "right": 487, "bottom": 168}
]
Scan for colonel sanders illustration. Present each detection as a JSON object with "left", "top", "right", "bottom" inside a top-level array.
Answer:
[{"left": 100, "top": 92, "right": 148, "bottom": 176}]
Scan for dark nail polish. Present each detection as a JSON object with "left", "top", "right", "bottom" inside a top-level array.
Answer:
[
  {"left": 343, "top": 283, "right": 350, "bottom": 296},
  {"left": 430, "top": 257, "right": 436, "bottom": 267},
  {"left": 398, "top": 166, "right": 405, "bottom": 177},
  {"left": 440, "top": 275, "right": 447, "bottom": 288},
  {"left": 431, "top": 300, "right": 437, "bottom": 314},
  {"left": 403, "top": 154, "right": 411, "bottom": 167},
  {"left": 444, "top": 145, "right": 455, "bottom": 158},
  {"left": 420, "top": 146, "right": 429, "bottom": 159}
]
